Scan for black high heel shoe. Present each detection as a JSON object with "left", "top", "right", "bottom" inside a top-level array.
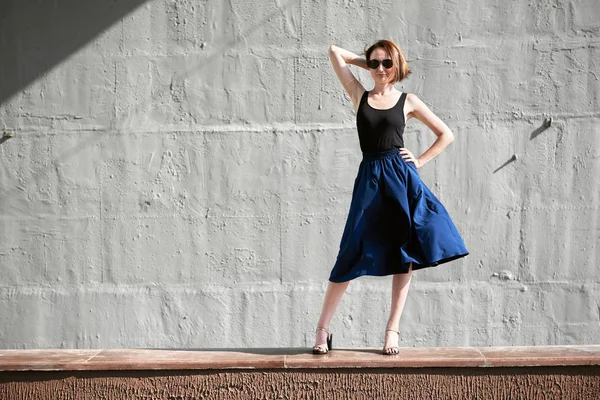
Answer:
[{"left": 312, "top": 327, "right": 333, "bottom": 354}]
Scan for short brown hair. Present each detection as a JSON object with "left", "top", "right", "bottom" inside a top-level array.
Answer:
[{"left": 365, "top": 40, "right": 411, "bottom": 83}]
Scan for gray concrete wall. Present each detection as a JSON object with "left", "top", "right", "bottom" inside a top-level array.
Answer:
[{"left": 0, "top": 0, "right": 599, "bottom": 349}]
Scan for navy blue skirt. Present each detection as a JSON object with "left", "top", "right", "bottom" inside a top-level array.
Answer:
[{"left": 329, "top": 148, "right": 469, "bottom": 282}]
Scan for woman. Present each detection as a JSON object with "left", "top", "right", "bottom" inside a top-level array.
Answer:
[{"left": 312, "top": 40, "right": 469, "bottom": 355}]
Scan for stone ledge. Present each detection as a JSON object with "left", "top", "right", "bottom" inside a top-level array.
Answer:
[{"left": 1, "top": 345, "right": 599, "bottom": 371}]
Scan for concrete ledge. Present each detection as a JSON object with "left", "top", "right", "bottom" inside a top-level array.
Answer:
[
  {"left": 1, "top": 347, "right": 600, "bottom": 399},
  {"left": 1, "top": 345, "right": 599, "bottom": 371}
]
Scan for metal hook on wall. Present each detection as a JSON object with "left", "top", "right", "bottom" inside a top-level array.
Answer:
[{"left": 1, "top": 130, "right": 14, "bottom": 145}]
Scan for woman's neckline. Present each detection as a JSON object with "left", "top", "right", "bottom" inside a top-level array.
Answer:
[{"left": 365, "top": 90, "right": 403, "bottom": 111}]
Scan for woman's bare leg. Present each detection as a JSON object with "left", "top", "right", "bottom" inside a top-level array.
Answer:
[
  {"left": 384, "top": 264, "right": 413, "bottom": 352},
  {"left": 314, "top": 281, "right": 350, "bottom": 349}
]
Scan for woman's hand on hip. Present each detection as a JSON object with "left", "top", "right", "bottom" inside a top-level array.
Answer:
[{"left": 399, "top": 148, "right": 421, "bottom": 168}]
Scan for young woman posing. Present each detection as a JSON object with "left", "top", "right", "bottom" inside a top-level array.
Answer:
[{"left": 312, "top": 40, "right": 469, "bottom": 355}]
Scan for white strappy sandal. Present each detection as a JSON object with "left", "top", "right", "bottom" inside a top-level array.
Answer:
[
  {"left": 382, "top": 329, "right": 400, "bottom": 355},
  {"left": 312, "top": 327, "right": 333, "bottom": 355}
]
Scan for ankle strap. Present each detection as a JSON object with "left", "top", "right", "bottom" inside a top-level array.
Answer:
[
  {"left": 316, "top": 327, "right": 330, "bottom": 333},
  {"left": 385, "top": 329, "right": 400, "bottom": 334}
]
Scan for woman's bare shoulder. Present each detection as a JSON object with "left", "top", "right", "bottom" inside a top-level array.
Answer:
[
  {"left": 404, "top": 92, "right": 427, "bottom": 108},
  {"left": 404, "top": 93, "right": 433, "bottom": 121},
  {"left": 405, "top": 92, "right": 420, "bottom": 103}
]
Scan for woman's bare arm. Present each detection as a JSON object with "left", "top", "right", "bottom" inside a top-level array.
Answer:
[
  {"left": 328, "top": 45, "right": 367, "bottom": 112},
  {"left": 405, "top": 94, "right": 455, "bottom": 167}
]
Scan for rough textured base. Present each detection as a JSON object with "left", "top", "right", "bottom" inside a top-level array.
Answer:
[{"left": 1, "top": 367, "right": 599, "bottom": 400}]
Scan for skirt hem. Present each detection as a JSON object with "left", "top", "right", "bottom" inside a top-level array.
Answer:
[{"left": 328, "top": 252, "right": 469, "bottom": 283}]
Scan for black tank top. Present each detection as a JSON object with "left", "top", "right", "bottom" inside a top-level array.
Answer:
[{"left": 356, "top": 91, "right": 408, "bottom": 153}]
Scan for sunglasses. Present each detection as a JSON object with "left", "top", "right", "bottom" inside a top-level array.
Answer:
[{"left": 367, "top": 59, "right": 393, "bottom": 69}]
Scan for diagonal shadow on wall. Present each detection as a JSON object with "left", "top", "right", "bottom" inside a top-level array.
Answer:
[{"left": 0, "top": 0, "right": 149, "bottom": 105}]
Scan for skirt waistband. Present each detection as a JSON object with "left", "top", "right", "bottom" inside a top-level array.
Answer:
[{"left": 362, "top": 148, "right": 400, "bottom": 161}]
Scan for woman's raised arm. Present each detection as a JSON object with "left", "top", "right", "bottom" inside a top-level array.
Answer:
[{"left": 328, "top": 45, "right": 367, "bottom": 112}]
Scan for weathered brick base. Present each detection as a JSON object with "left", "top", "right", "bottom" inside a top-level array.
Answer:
[{"left": 1, "top": 367, "right": 600, "bottom": 399}]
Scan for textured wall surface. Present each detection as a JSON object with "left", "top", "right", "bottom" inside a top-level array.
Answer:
[
  {"left": 0, "top": 0, "right": 599, "bottom": 349},
  {"left": 1, "top": 368, "right": 600, "bottom": 399}
]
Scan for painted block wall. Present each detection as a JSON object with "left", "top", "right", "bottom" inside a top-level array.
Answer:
[{"left": 0, "top": 0, "right": 599, "bottom": 348}]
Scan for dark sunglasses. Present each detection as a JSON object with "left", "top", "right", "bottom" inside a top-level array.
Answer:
[{"left": 367, "top": 59, "right": 393, "bottom": 69}]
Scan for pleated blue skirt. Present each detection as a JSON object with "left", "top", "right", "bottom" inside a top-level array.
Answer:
[{"left": 329, "top": 148, "right": 469, "bottom": 282}]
